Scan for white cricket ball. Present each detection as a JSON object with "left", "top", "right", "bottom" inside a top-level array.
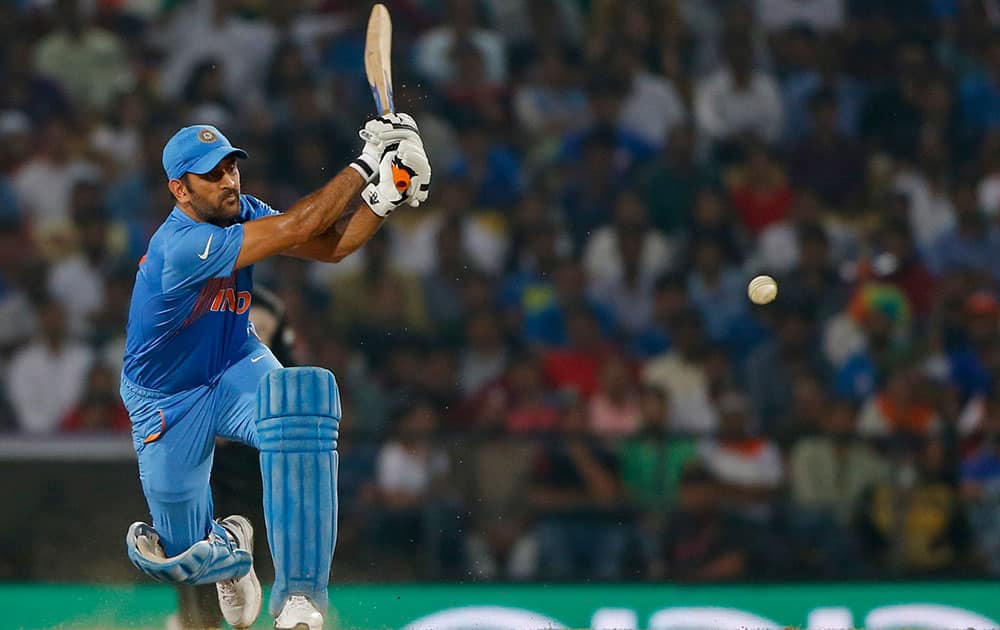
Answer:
[{"left": 748, "top": 275, "right": 778, "bottom": 305}]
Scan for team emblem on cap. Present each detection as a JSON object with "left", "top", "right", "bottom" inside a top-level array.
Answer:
[{"left": 198, "top": 129, "right": 217, "bottom": 143}]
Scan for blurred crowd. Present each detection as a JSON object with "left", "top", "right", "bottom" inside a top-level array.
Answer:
[{"left": 3, "top": 0, "right": 1000, "bottom": 583}]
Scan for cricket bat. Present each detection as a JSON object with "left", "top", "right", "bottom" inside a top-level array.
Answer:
[{"left": 365, "top": 3, "right": 412, "bottom": 194}]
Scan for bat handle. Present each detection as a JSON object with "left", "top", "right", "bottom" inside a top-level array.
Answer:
[{"left": 392, "top": 164, "right": 411, "bottom": 193}]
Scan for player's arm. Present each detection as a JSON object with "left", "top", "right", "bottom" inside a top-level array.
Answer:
[
  {"left": 235, "top": 167, "right": 364, "bottom": 270},
  {"left": 284, "top": 137, "right": 431, "bottom": 263},
  {"left": 237, "top": 114, "right": 430, "bottom": 269},
  {"left": 284, "top": 202, "right": 384, "bottom": 263}
]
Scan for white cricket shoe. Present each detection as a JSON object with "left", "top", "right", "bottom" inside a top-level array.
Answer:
[
  {"left": 216, "top": 515, "right": 262, "bottom": 629},
  {"left": 274, "top": 595, "right": 324, "bottom": 630}
]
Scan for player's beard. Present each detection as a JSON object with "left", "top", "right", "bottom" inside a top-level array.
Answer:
[{"left": 189, "top": 187, "right": 241, "bottom": 226}]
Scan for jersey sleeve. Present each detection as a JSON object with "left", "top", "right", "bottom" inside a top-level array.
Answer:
[
  {"left": 162, "top": 222, "right": 244, "bottom": 292},
  {"left": 241, "top": 194, "right": 282, "bottom": 221}
]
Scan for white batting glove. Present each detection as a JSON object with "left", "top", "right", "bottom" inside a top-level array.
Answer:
[
  {"left": 362, "top": 139, "right": 431, "bottom": 216},
  {"left": 398, "top": 139, "right": 431, "bottom": 207},
  {"left": 350, "top": 113, "right": 422, "bottom": 182}
]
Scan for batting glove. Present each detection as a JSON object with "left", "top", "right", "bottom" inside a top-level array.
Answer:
[
  {"left": 399, "top": 139, "right": 431, "bottom": 207},
  {"left": 362, "top": 139, "right": 431, "bottom": 216},
  {"left": 350, "top": 113, "right": 422, "bottom": 182}
]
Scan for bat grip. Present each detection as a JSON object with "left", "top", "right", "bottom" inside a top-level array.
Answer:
[{"left": 392, "top": 164, "right": 411, "bottom": 193}]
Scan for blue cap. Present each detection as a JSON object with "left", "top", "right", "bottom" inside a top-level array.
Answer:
[{"left": 161, "top": 125, "right": 248, "bottom": 180}]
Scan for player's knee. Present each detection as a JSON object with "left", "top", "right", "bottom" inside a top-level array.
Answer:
[{"left": 257, "top": 367, "right": 340, "bottom": 452}]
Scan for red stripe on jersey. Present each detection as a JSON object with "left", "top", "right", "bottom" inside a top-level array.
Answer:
[{"left": 183, "top": 275, "right": 235, "bottom": 327}]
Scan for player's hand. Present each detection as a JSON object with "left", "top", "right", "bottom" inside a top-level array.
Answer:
[
  {"left": 362, "top": 139, "right": 431, "bottom": 216},
  {"left": 350, "top": 113, "right": 423, "bottom": 183},
  {"left": 360, "top": 113, "right": 421, "bottom": 147},
  {"left": 398, "top": 139, "right": 431, "bottom": 207}
]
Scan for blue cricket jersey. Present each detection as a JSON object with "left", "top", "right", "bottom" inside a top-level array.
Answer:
[{"left": 122, "top": 195, "right": 280, "bottom": 393}]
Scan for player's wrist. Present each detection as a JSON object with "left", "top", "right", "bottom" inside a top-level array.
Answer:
[{"left": 349, "top": 153, "right": 379, "bottom": 182}]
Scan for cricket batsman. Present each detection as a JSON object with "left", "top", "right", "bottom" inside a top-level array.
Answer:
[{"left": 120, "top": 115, "right": 430, "bottom": 630}]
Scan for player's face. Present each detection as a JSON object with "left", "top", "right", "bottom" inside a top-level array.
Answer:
[{"left": 182, "top": 156, "right": 241, "bottom": 225}]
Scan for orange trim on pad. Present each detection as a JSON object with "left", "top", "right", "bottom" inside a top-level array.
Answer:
[{"left": 144, "top": 409, "right": 166, "bottom": 444}]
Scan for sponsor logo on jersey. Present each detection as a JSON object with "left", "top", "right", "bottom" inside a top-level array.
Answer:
[{"left": 210, "top": 288, "right": 252, "bottom": 314}]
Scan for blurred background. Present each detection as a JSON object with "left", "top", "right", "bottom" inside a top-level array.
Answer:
[{"left": 3, "top": 0, "right": 1000, "bottom": 626}]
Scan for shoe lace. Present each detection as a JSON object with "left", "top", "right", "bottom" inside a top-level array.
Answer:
[{"left": 218, "top": 578, "right": 241, "bottom": 607}]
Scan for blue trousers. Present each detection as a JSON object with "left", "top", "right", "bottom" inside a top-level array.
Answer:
[{"left": 121, "top": 336, "right": 280, "bottom": 556}]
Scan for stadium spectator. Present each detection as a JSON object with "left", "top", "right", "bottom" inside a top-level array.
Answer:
[
  {"left": 789, "top": 400, "right": 889, "bottom": 526},
  {"left": 447, "top": 123, "right": 524, "bottom": 209},
  {"left": 6, "top": 296, "right": 93, "bottom": 434},
  {"left": 829, "top": 283, "right": 913, "bottom": 402},
  {"left": 605, "top": 44, "right": 687, "bottom": 150},
  {"left": 583, "top": 192, "right": 677, "bottom": 297},
  {"left": 46, "top": 180, "right": 117, "bottom": 339},
  {"left": 686, "top": 186, "right": 744, "bottom": 264},
  {"left": 694, "top": 32, "right": 784, "bottom": 154},
  {"left": 60, "top": 363, "right": 129, "bottom": 432},
  {"left": 779, "top": 221, "right": 847, "bottom": 324},
  {"left": 636, "top": 125, "right": 723, "bottom": 237},
  {"left": 154, "top": 0, "right": 279, "bottom": 108},
  {"left": 497, "top": 351, "right": 561, "bottom": 434},
  {"left": 856, "top": 437, "right": 971, "bottom": 576},
  {"left": 656, "top": 461, "right": 750, "bottom": 582},
  {"left": 892, "top": 132, "right": 958, "bottom": 251},
  {"left": 628, "top": 273, "right": 689, "bottom": 360},
  {"left": 391, "top": 180, "right": 508, "bottom": 278},
  {"left": 745, "top": 301, "right": 827, "bottom": 435},
  {"left": 947, "top": 290, "right": 1000, "bottom": 404},
  {"left": 512, "top": 46, "right": 591, "bottom": 141},
  {"left": 686, "top": 238, "right": 747, "bottom": 343},
  {"left": 860, "top": 37, "right": 933, "bottom": 161},
  {"left": 418, "top": 212, "right": 480, "bottom": 341},
  {"left": 528, "top": 400, "right": 629, "bottom": 579},
  {"left": 698, "top": 391, "right": 784, "bottom": 523},
  {"left": 619, "top": 385, "right": 697, "bottom": 517},
  {"left": 458, "top": 309, "right": 510, "bottom": 397},
  {"left": 857, "top": 367, "right": 942, "bottom": 437},
  {"left": 10, "top": 117, "right": 100, "bottom": 230},
  {"left": 788, "top": 89, "right": 865, "bottom": 209},
  {"left": 588, "top": 354, "right": 642, "bottom": 438},
  {"left": 541, "top": 306, "right": 620, "bottom": 400},
  {"left": 642, "top": 308, "right": 718, "bottom": 435},
  {"left": 413, "top": 0, "right": 507, "bottom": 87},
  {"left": 327, "top": 228, "right": 429, "bottom": 345},
  {"left": 725, "top": 143, "right": 793, "bottom": 235},
  {"left": 372, "top": 401, "right": 458, "bottom": 576},
  {"left": 872, "top": 217, "right": 936, "bottom": 318},
  {"left": 927, "top": 180, "right": 1000, "bottom": 280},
  {"left": 779, "top": 33, "right": 864, "bottom": 145},
  {"left": 31, "top": 0, "right": 133, "bottom": 112},
  {"left": 440, "top": 37, "right": 509, "bottom": 128}
]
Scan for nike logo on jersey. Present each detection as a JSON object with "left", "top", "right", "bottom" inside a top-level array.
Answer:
[
  {"left": 197, "top": 235, "right": 213, "bottom": 260},
  {"left": 250, "top": 354, "right": 267, "bottom": 363}
]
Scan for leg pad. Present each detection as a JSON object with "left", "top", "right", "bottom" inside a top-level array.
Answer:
[
  {"left": 258, "top": 367, "right": 340, "bottom": 616},
  {"left": 126, "top": 520, "right": 251, "bottom": 585}
]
